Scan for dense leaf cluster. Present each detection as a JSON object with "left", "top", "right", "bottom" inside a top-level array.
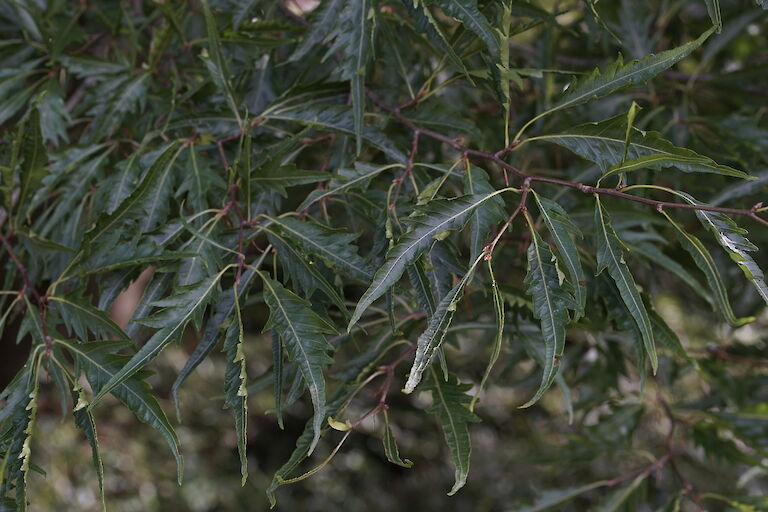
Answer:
[{"left": 1, "top": 0, "right": 768, "bottom": 509}]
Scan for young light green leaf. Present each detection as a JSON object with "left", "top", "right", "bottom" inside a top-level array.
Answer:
[
  {"left": 595, "top": 197, "right": 657, "bottom": 373},
  {"left": 520, "top": 213, "right": 577, "bottom": 408},
  {"left": 349, "top": 191, "right": 508, "bottom": 330},
  {"left": 424, "top": 369, "right": 480, "bottom": 496},
  {"left": 261, "top": 275, "right": 335, "bottom": 455},
  {"left": 533, "top": 192, "right": 586, "bottom": 319}
]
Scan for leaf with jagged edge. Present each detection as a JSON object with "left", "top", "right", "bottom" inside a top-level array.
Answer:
[
  {"left": 261, "top": 274, "right": 335, "bottom": 455},
  {"left": 520, "top": 213, "right": 577, "bottom": 408},
  {"left": 530, "top": 112, "right": 745, "bottom": 176},
  {"left": 14, "top": 105, "right": 46, "bottom": 223},
  {"left": 404, "top": 255, "right": 482, "bottom": 394},
  {"left": 400, "top": 0, "right": 470, "bottom": 79},
  {"left": 91, "top": 270, "right": 225, "bottom": 406},
  {"left": 171, "top": 257, "right": 264, "bottom": 419},
  {"left": 298, "top": 162, "right": 399, "bottom": 211},
  {"left": 463, "top": 166, "right": 506, "bottom": 262},
  {"left": 659, "top": 210, "right": 753, "bottom": 327},
  {"left": 533, "top": 192, "right": 586, "bottom": 320},
  {"left": 49, "top": 295, "right": 130, "bottom": 341},
  {"left": 222, "top": 286, "right": 248, "bottom": 486},
  {"left": 518, "top": 28, "right": 714, "bottom": 136},
  {"left": 269, "top": 217, "right": 373, "bottom": 283},
  {"left": 551, "top": 28, "right": 712, "bottom": 114},
  {"left": 678, "top": 192, "right": 768, "bottom": 308},
  {"left": 427, "top": 0, "right": 500, "bottom": 65},
  {"left": 70, "top": 381, "right": 105, "bottom": 511},
  {"left": 423, "top": 369, "right": 480, "bottom": 496},
  {"left": 78, "top": 142, "right": 182, "bottom": 259},
  {"left": 201, "top": 0, "right": 241, "bottom": 124},
  {"left": 267, "top": 229, "right": 349, "bottom": 317},
  {"left": 382, "top": 409, "right": 413, "bottom": 468},
  {"left": 470, "top": 259, "right": 504, "bottom": 412},
  {"left": 0, "top": 354, "right": 40, "bottom": 511},
  {"left": 252, "top": 167, "right": 328, "bottom": 197},
  {"left": 595, "top": 197, "right": 657, "bottom": 373},
  {"left": 264, "top": 104, "right": 406, "bottom": 164},
  {"left": 58, "top": 339, "right": 183, "bottom": 483},
  {"left": 349, "top": 191, "right": 508, "bottom": 330}
]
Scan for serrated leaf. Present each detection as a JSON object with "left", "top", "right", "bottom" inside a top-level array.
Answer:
[
  {"left": 349, "top": 191, "right": 507, "bottom": 330},
  {"left": 404, "top": 256, "right": 482, "bottom": 393},
  {"left": 679, "top": 192, "right": 768, "bottom": 307},
  {"left": 424, "top": 369, "right": 480, "bottom": 496},
  {"left": 533, "top": 192, "right": 586, "bottom": 319},
  {"left": 261, "top": 275, "right": 335, "bottom": 455},
  {"left": 428, "top": 0, "right": 500, "bottom": 62},
  {"left": 463, "top": 166, "right": 505, "bottom": 262},
  {"left": 91, "top": 270, "right": 225, "bottom": 406},
  {"left": 14, "top": 106, "right": 46, "bottom": 223},
  {"left": 520, "top": 214, "right": 577, "bottom": 408},
  {"left": 532, "top": 112, "right": 745, "bottom": 176},
  {"left": 382, "top": 409, "right": 413, "bottom": 468},
  {"left": 59, "top": 339, "right": 183, "bottom": 483},
  {"left": 550, "top": 28, "right": 713, "bottom": 114},
  {"left": 298, "top": 162, "right": 398, "bottom": 211},
  {"left": 661, "top": 211, "right": 753, "bottom": 326},
  {"left": 70, "top": 384, "right": 105, "bottom": 511},
  {"left": 201, "top": 0, "right": 241, "bottom": 125},
  {"left": 49, "top": 295, "right": 131, "bottom": 341},
  {"left": 470, "top": 260, "right": 504, "bottom": 411},
  {"left": 595, "top": 197, "right": 657, "bottom": 373},
  {"left": 222, "top": 286, "right": 248, "bottom": 486}
]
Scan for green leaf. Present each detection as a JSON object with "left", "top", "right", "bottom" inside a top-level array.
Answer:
[
  {"left": 70, "top": 383, "right": 105, "bottom": 511},
  {"left": 529, "top": 112, "right": 745, "bottom": 177},
  {"left": 91, "top": 270, "right": 225, "bottom": 406},
  {"left": 533, "top": 192, "right": 586, "bottom": 319},
  {"left": 679, "top": 192, "right": 768, "bottom": 307},
  {"left": 265, "top": 104, "right": 406, "bottom": 163},
  {"left": 349, "top": 191, "right": 508, "bottom": 330},
  {"left": 704, "top": 0, "right": 722, "bottom": 32},
  {"left": 428, "top": 0, "right": 500, "bottom": 62},
  {"left": 511, "top": 480, "right": 608, "bottom": 512},
  {"left": 297, "top": 162, "right": 399, "bottom": 211},
  {"left": 520, "top": 213, "right": 577, "bottom": 408},
  {"left": 660, "top": 211, "right": 753, "bottom": 326},
  {"left": 222, "top": 286, "right": 248, "bottom": 486},
  {"left": 59, "top": 339, "right": 183, "bottom": 484},
  {"left": 268, "top": 217, "right": 372, "bottom": 283},
  {"left": 517, "top": 28, "right": 714, "bottom": 137},
  {"left": 424, "top": 369, "right": 480, "bottom": 496},
  {"left": 595, "top": 197, "right": 657, "bottom": 373},
  {"left": 404, "top": 256, "right": 482, "bottom": 393},
  {"left": 201, "top": 0, "right": 241, "bottom": 125},
  {"left": 49, "top": 295, "right": 130, "bottom": 341},
  {"left": 470, "top": 259, "right": 504, "bottom": 411},
  {"left": 382, "top": 409, "right": 413, "bottom": 468},
  {"left": 14, "top": 106, "right": 46, "bottom": 223},
  {"left": 594, "top": 473, "right": 647, "bottom": 512},
  {"left": 463, "top": 166, "right": 506, "bottom": 262},
  {"left": 261, "top": 275, "right": 335, "bottom": 455}
]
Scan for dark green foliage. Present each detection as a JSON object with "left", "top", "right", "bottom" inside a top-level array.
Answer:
[{"left": 1, "top": 0, "right": 768, "bottom": 510}]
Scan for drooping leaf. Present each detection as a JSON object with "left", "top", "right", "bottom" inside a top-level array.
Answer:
[
  {"left": 533, "top": 192, "right": 586, "bottom": 319},
  {"left": 463, "top": 166, "right": 505, "bottom": 262},
  {"left": 595, "top": 197, "right": 657, "bottom": 373},
  {"left": 349, "top": 191, "right": 508, "bottom": 329},
  {"left": 382, "top": 409, "right": 413, "bottom": 468},
  {"left": 423, "top": 369, "right": 480, "bottom": 496},
  {"left": 91, "top": 270, "right": 225, "bottom": 405},
  {"left": 261, "top": 275, "right": 335, "bottom": 455},
  {"left": 679, "top": 192, "right": 768, "bottom": 307},
  {"left": 222, "top": 286, "right": 248, "bottom": 486},
  {"left": 404, "top": 255, "right": 482, "bottom": 393},
  {"left": 59, "top": 339, "right": 183, "bottom": 483},
  {"left": 520, "top": 214, "right": 577, "bottom": 407}
]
